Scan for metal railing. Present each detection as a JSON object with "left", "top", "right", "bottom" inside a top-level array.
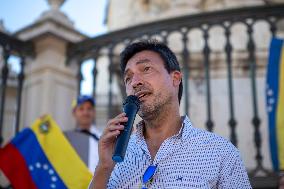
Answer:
[{"left": 0, "top": 32, "right": 34, "bottom": 146}]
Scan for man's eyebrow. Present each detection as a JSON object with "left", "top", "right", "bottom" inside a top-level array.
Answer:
[
  {"left": 123, "top": 69, "right": 131, "bottom": 78},
  {"left": 136, "top": 58, "right": 151, "bottom": 65},
  {"left": 123, "top": 58, "right": 151, "bottom": 76}
]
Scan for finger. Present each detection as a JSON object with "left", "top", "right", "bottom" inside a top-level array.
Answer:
[
  {"left": 107, "top": 116, "right": 128, "bottom": 126},
  {"left": 108, "top": 113, "right": 126, "bottom": 123},
  {"left": 107, "top": 124, "right": 124, "bottom": 132},
  {"left": 102, "top": 124, "right": 124, "bottom": 137},
  {"left": 115, "top": 112, "right": 126, "bottom": 118},
  {"left": 101, "top": 130, "right": 121, "bottom": 143},
  {"left": 102, "top": 121, "right": 124, "bottom": 135}
]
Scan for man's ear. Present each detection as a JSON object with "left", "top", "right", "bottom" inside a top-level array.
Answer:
[{"left": 171, "top": 71, "right": 182, "bottom": 87}]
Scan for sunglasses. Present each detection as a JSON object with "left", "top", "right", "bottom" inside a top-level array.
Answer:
[{"left": 141, "top": 164, "right": 157, "bottom": 189}]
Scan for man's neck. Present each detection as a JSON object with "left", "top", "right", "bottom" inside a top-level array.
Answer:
[
  {"left": 77, "top": 124, "right": 92, "bottom": 131},
  {"left": 143, "top": 104, "right": 182, "bottom": 160}
]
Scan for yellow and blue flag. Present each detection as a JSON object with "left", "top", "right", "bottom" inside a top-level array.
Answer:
[
  {"left": 0, "top": 115, "right": 93, "bottom": 189},
  {"left": 266, "top": 37, "right": 284, "bottom": 171}
]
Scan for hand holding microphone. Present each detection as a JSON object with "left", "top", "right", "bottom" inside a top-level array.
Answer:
[
  {"left": 91, "top": 95, "right": 140, "bottom": 189},
  {"left": 112, "top": 95, "right": 140, "bottom": 162}
]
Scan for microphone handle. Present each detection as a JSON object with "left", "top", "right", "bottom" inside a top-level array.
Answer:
[{"left": 112, "top": 103, "right": 138, "bottom": 162}]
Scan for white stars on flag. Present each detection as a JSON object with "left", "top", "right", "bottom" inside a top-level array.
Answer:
[
  {"left": 51, "top": 176, "right": 57, "bottom": 182},
  {"left": 29, "top": 165, "right": 34, "bottom": 171},
  {"left": 43, "top": 164, "right": 49, "bottom": 170},
  {"left": 28, "top": 162, "right": 58, "bottom": 188},
  {"left": 266, "top": 85, "right": 275, "bottom": 113},
  {"left": 49, "top": 169, "right": 54, "bottom": 175},
  {"left": 35, "top": 162, "right": 41, "bottom": 168}
]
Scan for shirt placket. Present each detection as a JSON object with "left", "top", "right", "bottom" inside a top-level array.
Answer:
[{"left": 148, "top": 137, "right": 182, "bottom": 188}]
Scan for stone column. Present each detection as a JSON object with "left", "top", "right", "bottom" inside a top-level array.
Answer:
[{"left": 14, "top": 0, "right": 87, "bottom": 130}]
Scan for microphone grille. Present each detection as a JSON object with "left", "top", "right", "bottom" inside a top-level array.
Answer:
[{"left": 123, "top": 95, "right": 140, "bottom": 108}]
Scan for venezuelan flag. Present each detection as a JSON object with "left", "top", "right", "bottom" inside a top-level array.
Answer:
[
  {"left": 0, "top": 115, "right": 93, "bottom": 189},
  {"left": 266, "top": 38, "right": 284, "bottom": 171}
]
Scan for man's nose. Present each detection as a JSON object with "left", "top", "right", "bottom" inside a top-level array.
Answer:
[{"left": 131, "top": 74, "right": 143, "bottom": 88}]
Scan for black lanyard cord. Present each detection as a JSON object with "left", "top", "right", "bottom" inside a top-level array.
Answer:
[{"left": 76, "top": 129, "right": 99, "bottom": 141}]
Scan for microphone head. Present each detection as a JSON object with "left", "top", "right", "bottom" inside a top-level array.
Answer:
[{"left": 123, "top": 95, "right": 140, "bottom": 110}]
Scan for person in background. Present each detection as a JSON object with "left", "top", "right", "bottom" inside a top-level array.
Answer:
[{"left": 64, "top": 95, "right": 101, "bottom": 173}]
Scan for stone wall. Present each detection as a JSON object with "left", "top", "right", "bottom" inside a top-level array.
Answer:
[{"left": 107, "top": 0, "right": 283, "bottom": 31}]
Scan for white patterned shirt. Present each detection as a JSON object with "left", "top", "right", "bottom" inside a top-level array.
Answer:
[{"left": 106, "top": 116, "right": 251, "bottom": 189}]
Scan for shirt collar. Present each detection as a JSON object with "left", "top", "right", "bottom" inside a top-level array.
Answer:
[
  {"left": 89, "top": 124, "right": 102, "bottom": 136},
  {"left": 135, "top": 115, "right": 193, "bottom": 142},
  {"left": 76, "top": 124, "right": 101, "bottom": 136}
]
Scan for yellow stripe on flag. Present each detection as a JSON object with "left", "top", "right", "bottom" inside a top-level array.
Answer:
[
  {"left": 31, "top": 115, "right": 93, "bottom": 189},
  {"left": 277, "top": 45, "right": 284, "bottom": 170}
]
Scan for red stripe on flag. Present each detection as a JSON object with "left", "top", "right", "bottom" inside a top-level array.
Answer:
[{"left": 0, "top": 143, "right": 37, "bottom": 189}]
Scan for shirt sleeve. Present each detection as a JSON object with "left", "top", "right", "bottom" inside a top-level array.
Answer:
[{"left": 217, "top": 148, "right": 252, "bottom": 189}]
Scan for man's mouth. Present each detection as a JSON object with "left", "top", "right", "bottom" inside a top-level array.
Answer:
[{"left": 135, "top": 91, "right": 150, "bottom": 101}]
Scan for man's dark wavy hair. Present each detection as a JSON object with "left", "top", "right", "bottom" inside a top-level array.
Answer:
[{"left": 120, "top": 40, "right": 183, "bottom": 104}]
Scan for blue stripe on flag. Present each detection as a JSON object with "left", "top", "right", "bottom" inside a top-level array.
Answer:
[
  {"left": 266, "top": 38, "right": 283, "bottom": 171},
  {"left": 11, "top": 129, "right": 68, "bottom": 189}
]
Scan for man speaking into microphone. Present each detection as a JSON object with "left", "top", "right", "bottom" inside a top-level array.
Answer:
[{"left": 89, "top": 40, "right": 251, "bottom": 189}]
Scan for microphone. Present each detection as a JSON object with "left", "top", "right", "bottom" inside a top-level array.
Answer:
[{"left": 112, "top": 95, "right": 140, "bottom": 163}]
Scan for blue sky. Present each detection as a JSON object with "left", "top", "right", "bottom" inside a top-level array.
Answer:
[
  {"left": 0, "top": 0, "right": 107, "bottom": 36},
  {"left": 0, "top": 0, "right": 108, "bottom": 94}
]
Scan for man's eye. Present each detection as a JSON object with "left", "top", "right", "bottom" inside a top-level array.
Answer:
[
  {"left": 124, "top": 77, "right": 130, "bottom": 83},
  {"left": 144, "top": 66, "right": 151, "bottom": 72}
]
